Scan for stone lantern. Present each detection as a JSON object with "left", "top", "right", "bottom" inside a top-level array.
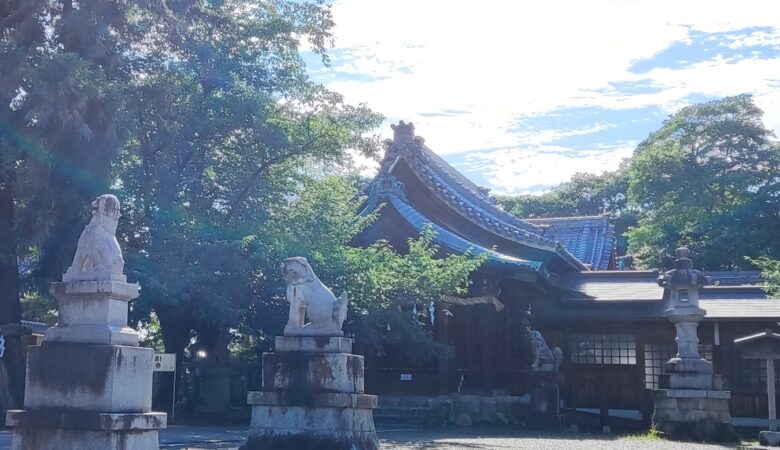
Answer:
[
  {"left": 651, "top": 248, "right": 737, "bottom": 442},
  {"left": 657, "top": 247, "right": 713, "bottom": 388}
]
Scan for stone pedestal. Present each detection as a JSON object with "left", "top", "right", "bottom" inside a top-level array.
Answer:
[
  {"left": 6, "top": 280, "right": 166, "bottom": 450},
  {"left": 651, "top": 248, "right": 737, "bottom": 442},
  {"left": 761, "top": 431, "right": 780, "bottom": 446},
  {"left": 243, "top": 336, "right": 378, "bottom": 450},
  {"left": 653, "top": 389, "right": 736, "bottom": 442}
]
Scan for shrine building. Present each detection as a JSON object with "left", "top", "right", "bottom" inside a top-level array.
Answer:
[{"left": 353, "top": 121, "right": 780, "bottom": 424}]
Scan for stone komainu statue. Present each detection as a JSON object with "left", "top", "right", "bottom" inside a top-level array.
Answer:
[
  {"left": 282, "top": 257, "right": 348, "bottom": 337},
  {"left": 63, "top": 194, "right": 126, "bottom": 282},
  {"left": 529, "top": 330, "right": 564, "bottom": 372}
]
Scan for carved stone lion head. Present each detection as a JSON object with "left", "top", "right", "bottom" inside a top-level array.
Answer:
[
  {"left": 92, "top": 194, "right": 121, "bottom": 234},
  {"left": 281, "top": 257, "right": 315, "bottom": 285}
]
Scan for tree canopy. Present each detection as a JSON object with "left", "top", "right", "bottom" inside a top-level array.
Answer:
[
  {"left": 500, "top": 95, "right": 780, "bottom": 271},
  {"left": 627, "top": 95, "right": 780, "bottom": 270}
]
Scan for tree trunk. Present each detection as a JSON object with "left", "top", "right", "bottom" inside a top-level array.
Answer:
[
  {"left": 157, "top": 303, "right": 193, "bottom": 419},
  {"left": 0, "top": 174, "right": 26, "bottom": 415}
]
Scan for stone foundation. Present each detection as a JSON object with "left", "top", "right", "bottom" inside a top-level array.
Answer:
[
  {"left": 245, "top": 337, "right": 378, "bottom": 450},
  {"left": 7, "top": 411, "right": 165, "bottom": 450},
  {"left": 652, "top": 389, "right": 738, "bottom": 442},
  {"left": 761, "top": 431, "right": 780, "bottom": 446},
  {"left": 6, "top": 279, "right": 166, "bottom": 450},
  {"left": 23, "top": 343, "right": 153, "bottom": 411}
]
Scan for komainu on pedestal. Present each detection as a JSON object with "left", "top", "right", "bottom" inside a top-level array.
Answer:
[
  {"left": 5, "top": 195, "right": 166, "bottom": 450},
  {"left": 242, "top": 257, "right": 378, "bottom": 450}
]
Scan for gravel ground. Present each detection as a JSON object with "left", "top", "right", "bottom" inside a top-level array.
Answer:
[
  {"left": 2, "top": 426, "right": 763, "bottom": 449},
  {"left": 377, "top": 428, "right": 753, "bottom": 450}
]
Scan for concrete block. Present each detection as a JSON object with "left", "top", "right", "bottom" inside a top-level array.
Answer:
[
  {"left": 47, "top": 281, "right": 140, "bottom": 346},
  {"left": 23, "top": 343, "right": 153, "bottom": 413},
  {"left": 706, "top": 390, "right": 731, "bottom": 399},
  {"left": 263, "top": 352, "right": 364, "bottom": 394},
  {"left": 43, "top": 324, "right": 138, "bottom": 346},
  {"left": 5, "top": 411, "right": 166, "bottom": 430},
  {"left": 247, "top": 392, "right": 377, "bottom": 409},
  {"left": 248, "top": 405, "right": 377, "bottom": 434},
  {"left": 760, "top": 431, "right": 780, "bottom": 446},
  {"left": 661, "top": 389, "right": 708, "bottom": 398},
  {"left": 455, "top": 414, "right": 472, "bottom": 427},
  {"left": 451, "top": 395, "right": 480, "bottom": 423},
  {"left": 677, "top": 398, "right": 701, "bottom": 410},
  {"left": 664, "top": 356, "right": 713, "bottom": 374},
  {"left": 479, "top": 397, "right": 497, "bottom": 423},
  {"left": 669, "top": 373, "right": 714, "bottom": 389},
  {"left": 275, "top": 336, "right": 353, "bottom": 353},
  {"left": 654, "top": 397, "right": 677, "bottom": 410},
  {"left": 10, "top": 428, "right": 160, "bottom": 450}
]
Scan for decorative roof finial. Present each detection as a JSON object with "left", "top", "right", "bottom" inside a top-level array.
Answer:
[
  {"left": 673, "top": 247, "right": 693, "bottom": 270},
  {"left": 391, "top": 121, "right": 415, "bottom": 146}
]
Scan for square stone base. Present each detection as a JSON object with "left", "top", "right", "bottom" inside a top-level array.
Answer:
[
  {"left": 263, "top": 351, "right": 364, "bottom": 394},
  {"left": 275, "top": 336, "right": 353, "bottom": 353},
  {"left": 760, "top": 431, "right": 780, "bottom": 446},
  {"left": 6, "top": 410, "right": 166, "bottom": 450},
  {"left": 11, "top": 428, "right": 160, "bottom": 450},
  {"left": 244, "top": 405, "right": 378, "bottom": 450},
  {"left": 652, "top": 389, "right": 738, "bottom": 442},
  {"left": 24, "top": 343, "right": 153, "bottom": 412}
]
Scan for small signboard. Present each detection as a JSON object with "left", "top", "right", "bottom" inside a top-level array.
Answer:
[
  {"left": 400, "top": 373, "right": 412, "bottom": 381},
  {"left": 154, "top": 353, "right": 176, "bottom": 372}
]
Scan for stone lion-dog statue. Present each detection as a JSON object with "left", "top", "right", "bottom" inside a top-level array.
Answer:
[
  {"left": 63, "top": 194, "right": 126, "bottom": 282},
  {"left": 282, "top": 257, "right": 348, "bottom": 337}
]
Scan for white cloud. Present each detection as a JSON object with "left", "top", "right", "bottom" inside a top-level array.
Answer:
[
  {"left": 463, "top": 144, "right": 636, "bottom": 195},
  {"left": 315, "top": 0, "right": 780, "bottom": 193}
]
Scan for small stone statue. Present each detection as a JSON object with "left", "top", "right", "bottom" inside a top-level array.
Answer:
[
  {"left": 282, "top": 257, "right": 348, "bottom": 337},
  {"left": 529, "top": 330, "right": 564, "bottom": 372},
  {"left": 63, "top": 194, "right": 126, "bottom": 282}
]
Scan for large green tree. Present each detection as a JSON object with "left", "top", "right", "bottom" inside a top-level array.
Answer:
[
  {"left": 242, "top": 177, "right": 485, "bottom": 366},
  {"left": 627, "top": 95, "right": 780, "bottom": 269},
  {"left": 116, "top": 0, "right": 382, "bottom": 368},
  {"left": 1, "top": 0, "right": 134, "bottom": 414}
]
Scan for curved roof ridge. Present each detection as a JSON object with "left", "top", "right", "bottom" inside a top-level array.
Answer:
[
  {"left": 386, "top": 194, "right": 544, "bottom": 272},
  {"left": 419, "top": 146, "right": 545, "bottom": 235},
  {"left": 526, "top": 214, "right": 611, "bottom": 222},
  {"left": 373, "top": 121, "right": 592, "bottom": 271}
]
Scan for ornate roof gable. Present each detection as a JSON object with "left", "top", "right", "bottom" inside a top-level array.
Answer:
[{"left": 363, "top": 122, "right": 619, "bottom": 272}]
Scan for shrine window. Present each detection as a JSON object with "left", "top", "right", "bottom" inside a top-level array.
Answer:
[
  {"left": 569, "top": 333, "right": 636, "bottom": 365},
  {"left": 643, "top": 343, "right": 713, "bottom": 389}
]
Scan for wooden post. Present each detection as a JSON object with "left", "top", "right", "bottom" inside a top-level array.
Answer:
[
  {"left": 435, "top": 302, "right": 450, "bottom": 396},
  {"left": 768, "top": 358, "right": 776, "bottom": 432}
]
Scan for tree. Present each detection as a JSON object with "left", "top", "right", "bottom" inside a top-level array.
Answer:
[
  {"left": 497, "top": 166, "right": 636, "bottom": 255},
  {"left": 751, "top": 257, "right": 780, "bottom": 299},
  {"left": 1, "top": 0, "right": 134, "bottom": 415},
  {"left": 627, "top": 95, "right": 780, "bottom": 269},
  {"left": 242, "top": 177, "right": 486, "bottom": 366},
  {"left": 116, "top": 0, "right": 382, "bottom": 369}
]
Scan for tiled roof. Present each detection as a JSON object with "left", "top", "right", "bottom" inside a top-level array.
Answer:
[
  {"left": 386, "top": 194, "right": 544, "bottom": 273},
  {"left": 558, "top": 271, "right": 662, "bottom": 301},
  {"left": 526, "top": 216, "right": 614, "bottom": 270},
  {"left": 371, "top": 122, "right": 590, "bottom": 271},
  {"left": 547, "top": 271, "right": 777, "bottom": 320},
  {"left": 21, "top": 320, "right": 48, "bottom": 334}
]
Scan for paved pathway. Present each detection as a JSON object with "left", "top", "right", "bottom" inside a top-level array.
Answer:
[{"left": 0, "top": 426, "right": 766, "bottom": 449}]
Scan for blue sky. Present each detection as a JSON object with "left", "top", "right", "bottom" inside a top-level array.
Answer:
[{"left": 303, "top": 0, "right": 780, "bottom": 195}]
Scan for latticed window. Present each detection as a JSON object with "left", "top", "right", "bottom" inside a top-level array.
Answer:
[
  {"left": 643, "top": 343, "right": 713, "bottom": 389},
  {"left": 570, "top": 333, "right": 636, "bottom": 365}
]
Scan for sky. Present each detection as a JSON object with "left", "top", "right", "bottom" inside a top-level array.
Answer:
[{"left": 303, "top": 0, "right": 780, "bottom": 195}]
